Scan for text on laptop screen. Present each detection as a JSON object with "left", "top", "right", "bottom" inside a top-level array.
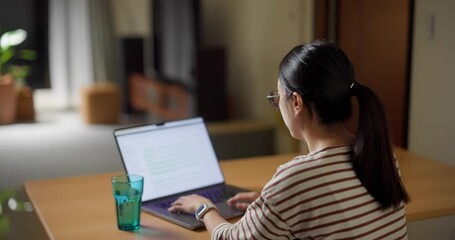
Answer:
[{"left": 115, "top": 118, "right": 225, "bottom": 201}]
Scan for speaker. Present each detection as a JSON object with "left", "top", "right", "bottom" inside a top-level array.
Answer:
[
  {"left": 197, "top": 47, "right": 227, "bottom": 121},
  {"left": 119, "top": 37, "right": 144, "bottom": 113}
]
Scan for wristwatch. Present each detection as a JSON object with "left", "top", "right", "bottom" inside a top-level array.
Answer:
[{"left": 195, "top": 203, "right": 217, "bottom": 222}]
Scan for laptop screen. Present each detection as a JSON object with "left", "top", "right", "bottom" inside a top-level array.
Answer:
[{"left": 114, "top": 117, "right": 225, "bottom": 201}]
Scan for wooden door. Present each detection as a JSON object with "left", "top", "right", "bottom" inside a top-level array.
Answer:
[{"left": 337, "top": 0, "right": 412, "bottom": 147}]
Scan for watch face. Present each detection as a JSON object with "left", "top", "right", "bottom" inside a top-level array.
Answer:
[
  {"left": 196, "top": 203, "right": 208, "bottom": 220},
  {"left": 196, "top": 203, "right": 217, "bottom": 221}
]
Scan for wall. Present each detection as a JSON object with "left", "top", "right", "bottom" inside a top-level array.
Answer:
[
  {"left": 201, "top": 0, "right": 314, "bottom": 153},
  {"left": 409, "top": 0, "right": 455, "bottom": 166},
  {"left": 111, "top": 0, "right": 151, "bottom": 37},
  {"left": 45, "top": 0, "right": 314, "bottom": 154}
]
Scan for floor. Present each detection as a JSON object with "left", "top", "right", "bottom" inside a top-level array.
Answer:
[{"left": 0, "top": 111, "right": 127, "bottom": 190}]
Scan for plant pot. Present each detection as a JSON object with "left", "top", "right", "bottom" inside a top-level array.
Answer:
[
  {"left": 0, "top": 75, "right": 17, "bottom": 124},
  {"left": 16, "top": 86, "right": 35, "bottom": 122}
]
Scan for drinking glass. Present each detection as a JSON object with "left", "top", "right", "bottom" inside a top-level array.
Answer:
[{"left": 112, "top": 175, "right": 144, "bottom": 231}]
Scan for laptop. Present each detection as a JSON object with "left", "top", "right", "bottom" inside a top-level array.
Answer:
[{"left": 113, "top": 117, "right": 249, "bottom": 229}]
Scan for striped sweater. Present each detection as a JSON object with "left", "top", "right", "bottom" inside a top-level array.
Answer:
[{"left": 212, "top": 145, "right": 407, "bottom": 240}]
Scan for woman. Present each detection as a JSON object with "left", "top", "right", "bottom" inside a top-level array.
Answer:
[{"left": 169, "top": 41, "right": 410, "bottom": 239}]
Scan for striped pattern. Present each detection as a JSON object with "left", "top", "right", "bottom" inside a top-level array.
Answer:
[{"left": 212, "top": 145, "right": 408, "bottom": 240}]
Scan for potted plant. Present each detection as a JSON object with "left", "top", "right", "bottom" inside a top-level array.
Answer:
[
  {"left": 0, "top": 73, "right": 16, "bottom": 124},
  {"left": 0, "top": 28, "right": 36, "bottom": 124}
]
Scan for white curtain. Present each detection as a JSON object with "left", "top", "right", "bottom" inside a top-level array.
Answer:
[
  {"left": 49, "top": 0, "right": 118, "bottom": 109},
  {"left": 49, "top": 0, "right": 94, "bottom": 109},
  {"left": 89, "top": 0, "right": 117, "bottom": 84}
]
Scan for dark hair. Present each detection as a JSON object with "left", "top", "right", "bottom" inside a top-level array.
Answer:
[{"left": 278, "top": 41, "right": 409, "bottom": 209}]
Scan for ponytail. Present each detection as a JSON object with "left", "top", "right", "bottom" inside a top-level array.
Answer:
[{"left": 352, "top": 84, "right": 410, "bottom": 209}]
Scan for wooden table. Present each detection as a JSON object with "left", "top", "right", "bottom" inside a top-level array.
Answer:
[{"left": 24, "top": 148, "right": 455, "bottom": 240}]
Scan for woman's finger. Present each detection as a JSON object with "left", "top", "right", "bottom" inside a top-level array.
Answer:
[
  {"left": 227, "top": 192, "right": 259, "bottom": 205},
  {"left": 168, "top": 205, "right": 179, "bottom": 212},
  {"left": 235, "top": 202, "right": 250, "bottom": 211}
]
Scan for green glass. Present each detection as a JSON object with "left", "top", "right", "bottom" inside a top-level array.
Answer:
[{"left": 112, "top": 175, "right": 144, "bottom": 231}]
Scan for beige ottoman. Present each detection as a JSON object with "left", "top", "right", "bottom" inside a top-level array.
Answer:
[{"left": 81, "top": 84, "right": 121, "bottom": 124}]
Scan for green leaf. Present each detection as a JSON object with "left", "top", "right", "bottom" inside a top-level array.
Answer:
[
  {"left": 7, "top": 65, "right": 30, "bottom": 79},
  {"left": 19, "top": 49, "right": 36, "bottom": 61},
  {"left": 0, "top": 189, "right": 17, "bottom": 202},
  {"left": 0, "top": 48, "right": 14, "bottom": 65}
]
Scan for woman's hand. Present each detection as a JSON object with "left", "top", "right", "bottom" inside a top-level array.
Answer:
[
  {"left": 168, "top": 194, "right": 213, "bottom": 214},
  {"left": 227, "top": 191, "right": 260, "bottom": 211}
]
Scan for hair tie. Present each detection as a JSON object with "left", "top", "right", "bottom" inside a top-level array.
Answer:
[{"left": 349, "top": 82, "right": 358, "bottom": 96}]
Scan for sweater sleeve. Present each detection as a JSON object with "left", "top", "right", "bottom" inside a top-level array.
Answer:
[
  {"left": 211, "top": 223, "right": 233, "bottom": 240},
  {"left": 211, "top": 172, "right": 298, "bottom": 240}
]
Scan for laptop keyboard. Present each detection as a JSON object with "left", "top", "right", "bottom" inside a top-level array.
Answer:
[{"left": 154, "top": 187, "right": 236, "bottom": 209}]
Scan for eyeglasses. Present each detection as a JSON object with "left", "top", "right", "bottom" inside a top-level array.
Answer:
[{"left": 266, "top": 90, "right": 280, "bottom": 109}]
